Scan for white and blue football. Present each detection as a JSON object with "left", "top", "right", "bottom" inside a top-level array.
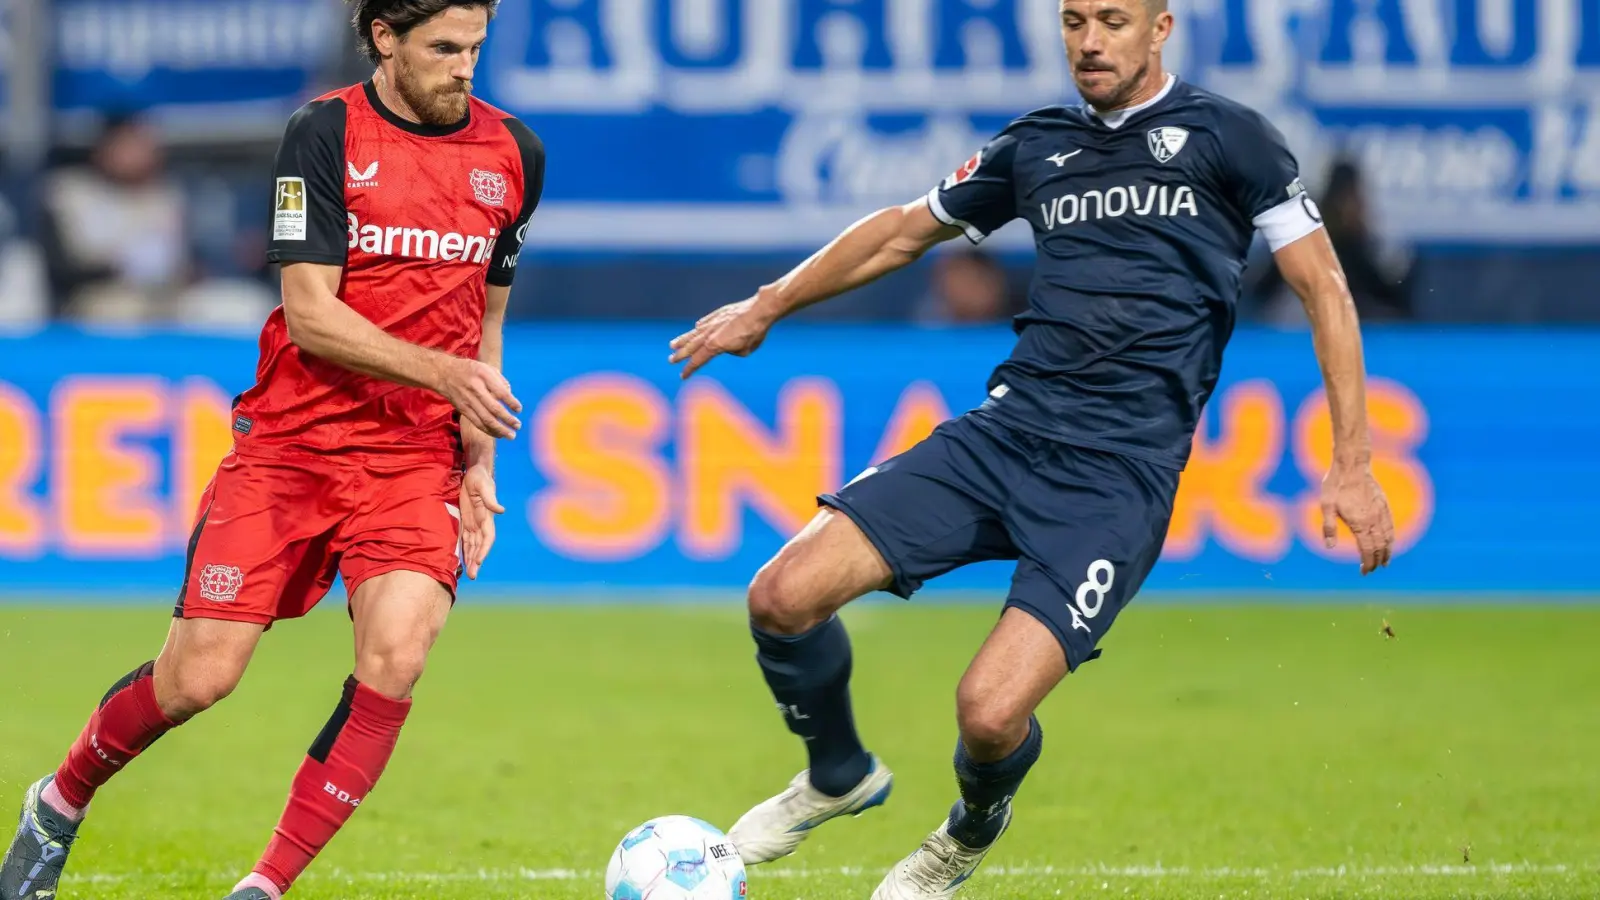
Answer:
[{"left": 604, "top": 815, "right": 749, "bottom": 899}]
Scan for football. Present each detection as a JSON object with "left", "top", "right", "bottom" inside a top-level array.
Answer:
[{"left": 605, "top": 815, "right": 749, "bottom": 899}]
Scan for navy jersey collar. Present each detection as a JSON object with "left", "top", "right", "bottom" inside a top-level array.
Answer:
[
  {"left": 1085, "top": 73, "right": 1179, "bottom": 130},
  {"left": 363, "top": 79, "right": 472, "bottom": 137}
]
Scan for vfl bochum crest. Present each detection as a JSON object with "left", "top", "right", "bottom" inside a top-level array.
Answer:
[{"left": 1147, "top": 126, "right": 1189, "bottom": 163}]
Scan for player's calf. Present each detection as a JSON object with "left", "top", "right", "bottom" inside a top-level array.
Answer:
[
  {"left": 746, "top": 512, "right": 890, "bottom": 797},
  {"left": 947, "top": 716, "right": 1041, "bottom": 850},
  {"left": 2, "top": 619, "right": 261, "bottom": 900},
  {"left": 944, "top": 608, "right": 1064, "bottom": 849},
  {"left": 870, "top": 609, "right": 1063, "bottom": 899},
  {"left": 751, "top": 616, "right": 872, "bottom": 796},
  {"left": 730, "top": 511, "right": 901, "bottom": 864},
  {"left": 240, "top": 676, "right": 412, "bottom": 899},
  {"left": 866, "top": 705, "right": 1042, "bottom": 900},
  {"left": 51, "top": 659, "right": 183, "bottom": 820},
  {"left": 733, "top": 611, "right": 893, "bottom": 865},
  {"left": 236, "top": 572, "right": 445, "bottom": 898}
]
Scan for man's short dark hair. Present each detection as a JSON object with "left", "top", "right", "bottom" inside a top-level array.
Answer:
[{"left": 348, "top": 0, "right": 499, "bottom": 65}]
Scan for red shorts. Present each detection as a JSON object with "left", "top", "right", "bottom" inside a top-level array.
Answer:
[{"left": 175, "top": 451, "right": 464, "bottom": 626}]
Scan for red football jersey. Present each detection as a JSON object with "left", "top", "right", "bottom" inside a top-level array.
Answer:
[{"left": 247, "top": 80, "right": 545, "bottom": 462}]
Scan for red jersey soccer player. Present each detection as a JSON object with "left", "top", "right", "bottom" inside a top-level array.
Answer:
[{"left": 0, "top": 3, "right": 543, "bottom": 899}]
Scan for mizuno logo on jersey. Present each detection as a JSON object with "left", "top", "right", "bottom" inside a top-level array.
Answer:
[
  {"left": 1041, "top": 184, "right": 1199, "bottom": 230},
  {"left": 346, "top": 213, "right": 497, "bottom": 264}
]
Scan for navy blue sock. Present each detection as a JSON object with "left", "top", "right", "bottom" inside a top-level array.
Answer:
[
  {"left": 752, "top": 616, "right": 871, "bottom": 798},
  {"left": 946, "top": 716, "right": 1042, "bottom": 849}
]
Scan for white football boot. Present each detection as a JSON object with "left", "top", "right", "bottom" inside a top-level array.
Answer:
[
  {"left": 726, "top": 755, "right": 894, "bottom": 865},
  {"left": 870, "top": 805, "right": 1012, "bottom": 900}
]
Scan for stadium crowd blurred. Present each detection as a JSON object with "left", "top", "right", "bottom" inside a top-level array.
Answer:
[
  {"left": 0, "top": 113, "right": 1436, "bottom": 331},
  {"left": 0, "top": 1, "right": 1594, "bottom": 331}
]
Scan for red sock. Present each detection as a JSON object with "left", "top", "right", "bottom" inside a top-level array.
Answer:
[
  {"left": 53, "top": 661, "right": 178, "bottom": 811},
  {"left": 253, "top": 677, "right": 411, "bottom": 893}
]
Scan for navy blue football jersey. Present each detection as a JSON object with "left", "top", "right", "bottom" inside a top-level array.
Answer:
[{"left": 929, "top": 75, "right": 1321, "bottom": 469}]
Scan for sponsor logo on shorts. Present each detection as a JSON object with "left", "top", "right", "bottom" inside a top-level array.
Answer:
[{"left": 198, "top": 564, "right": 244, "bottom": 603}]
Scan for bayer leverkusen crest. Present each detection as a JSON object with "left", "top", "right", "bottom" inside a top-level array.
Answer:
[
  {"left": 470, "top": 169, "right": 508, "bottom": 207},
  {"left": 1147, "top": 126, "right": 1190, "bottom": 163}
]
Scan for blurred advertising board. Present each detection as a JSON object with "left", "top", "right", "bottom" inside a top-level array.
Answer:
[
  {"left": 0, "top": 2, "right": 10, "bottom": 122},
  {"left": 50, "top": 0, "right": 344, "bottom": 137},
  {"left": 0, "top": 326, "right": 1593, "bottom": 595},
  {"left": 471, "top": 0, "right": 1600, "bottom": 249}
]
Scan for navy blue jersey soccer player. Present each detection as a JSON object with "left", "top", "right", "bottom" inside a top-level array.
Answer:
[{"left": 671, "top": 0, "right": 1397, "bottom": 897}]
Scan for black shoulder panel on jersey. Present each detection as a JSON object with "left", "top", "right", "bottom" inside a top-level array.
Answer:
[
  {"left": 267, "top": 98, "right": 349, "bottom": 267},
  {"left": 488, "top": 117, "right": 547, "bottom": 288}
]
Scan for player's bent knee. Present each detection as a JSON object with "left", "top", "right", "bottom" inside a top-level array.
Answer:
[
  {"left": 955, "top": 680, "right": 1033, "bottom": 758},
  {"left": 161, "top": 662, "right": 245, "bottom": 720},
  {"left": 354, "top": 645, "right": 431, "bottom": 701},
  {"left": 746, "top": 557, "right": 839, "bottom": 636},
  {"left": 746, "top": 510, "right": 890, "bottom": 635},
  {"left": 154, "top": 618, "right": 260, "bottom": 720}
]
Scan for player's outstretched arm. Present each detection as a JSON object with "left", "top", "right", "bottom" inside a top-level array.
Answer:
[
  {"left": 755, "top": 198, "right": 962, "bottom": 321},
  {"left": 1273, "top": 232, "right": 1396, "bottom": 574},
  {"left": 280, "top": 261, "right": 522, "bottom": 439},
  {"left": 670, "top": 198, "right": 962, "bottom": 378}
]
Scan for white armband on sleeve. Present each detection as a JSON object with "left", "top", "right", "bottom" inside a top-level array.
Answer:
[
  {"left": 1253, "top": 193, "right": 1324, "bottom": 251},
  {"left": 926, "top": 188, "right": 988, "bottom": 245}
]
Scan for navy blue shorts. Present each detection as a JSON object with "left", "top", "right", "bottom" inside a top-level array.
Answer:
[{"left": 819, "top": 410, "right": 1178, "bottom": 671}]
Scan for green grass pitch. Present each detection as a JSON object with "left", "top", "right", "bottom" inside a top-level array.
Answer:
[{"left": 0, "top": 598, "right": 1596, "bottom": 899}]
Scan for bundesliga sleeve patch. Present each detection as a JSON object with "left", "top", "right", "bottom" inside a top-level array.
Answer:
[
  {"left": 942, "top": 149, "right": 983, "bottom": 189},
  {"left": 274, "top": 177, "right": 308, "bottom": 241}
]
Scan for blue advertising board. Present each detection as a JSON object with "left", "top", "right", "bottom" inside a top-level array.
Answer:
[
  {"left": 51, "top": 0, "right": 342, "bottom": 122},
  {"left": 0, "top": 0, "right": 12, "bottom": 128},
  {"left": 474, "top": 0, "right": 1600, "bottom": 250},
  {"left": 0, "top": 326, "right": 1594, "bottom": 596},
  {"left": 32, "top": 1, "right": 1600, "bottom": 244}
]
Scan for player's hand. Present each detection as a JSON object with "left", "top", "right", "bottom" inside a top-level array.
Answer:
[
  {"left": 1321, "top": 455, "right": 1396, "bottom": 575},
  {"left": 668, "top": 295, "right": 776, "bottom": 379},
  {"left": 438, "top": 357, "right": 522, "bottom": 439},
  {"left": 459, "top": 464, "right": 503, "bottom": 581}
]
